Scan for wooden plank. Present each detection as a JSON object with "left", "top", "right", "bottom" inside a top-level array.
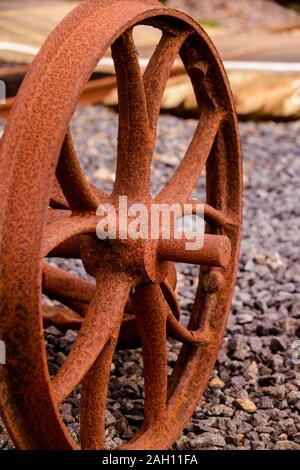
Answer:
[{"left": 0, "top": 1, "right": 77, "bottom": 62}]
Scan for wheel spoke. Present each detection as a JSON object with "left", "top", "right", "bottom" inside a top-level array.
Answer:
[
  {"left": 47, "top": 237, "right": 82, "bottom": 259},
  {"left": 56, "top": 131, "right": 106, "bottom": 212},
  {"left": 133, "top": 283, "right": 168, "bottom": 426},
  {"left": 43, "top": 263, "right": 95, "bottom": 305},
  {"left": 50, "top": 178, "right": 69, "bottom": 210},
  {"left": 159, "top": 234, "right": 231, "bottom": 269},
  {"left": 45, "top": 210, "right": 82, "bottom": 258},
  {"left": 47, "top": 208, "right": 71, "bottom": 225},
  {"left": 167, "top": 310, "right": 209, "bottom": 346},
  {"left": 42, "top": 214, "right": 99, "bottom": 257},
  {"left": 52, "top": 269, "right": 132, "bottom": 404},
  {"left": 164, "top": 262, "right": 177, "bottom": 290},
  {"left": 46, "top": 210, "right": 82, "bottom": 258},
  {"left": 80, "top": 334, "right": 118, "bottom": 449},
  {"left": 43, "top": 305, "right": 83, "bottom": 328},
  {"left": 111, "top": 29, "right": 152, "bottom": 198},
  {"left": 144, "top": 31, "right": 188, "bottom": 133},
  {"left": 183, "top": 200, "right": 236, "bottom": 227},
  {"left": 160, "top": 282, "right": 180, "bottom": 319},
  {"left": 156, "top": 109, "right": 222, "bottom": 204}
]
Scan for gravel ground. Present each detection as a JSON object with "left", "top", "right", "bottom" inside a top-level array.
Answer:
[{"left": 0, "top": 106, "right": 300, "bottom": 450}]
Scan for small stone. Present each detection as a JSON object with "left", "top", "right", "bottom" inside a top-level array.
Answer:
[
  {"left": 211, "top": 404, "right": 233, "bottom": 417},
  {"left": 60, "top": 403, "right": 72, "bottom": 416},
  {"left": 209, "top": 377, "right": 225, "bottom": 389},
  {"left": 56, "top": 351, "right": 66, "bottom": 366},
  {"left": 216, "top": 417, "right": 228, "bottom": 431},
  {"left": 125, "top": 415, "right": 144, "bottom": 425},
  {"left": 270, "top": 337, "right": 286, "bottom": 353},
  {"left": 176, "top": 435, "right": 191, "bottom": 450},
  {"left": 259, "top": 432, "right": 272, "bottom": 444},
  {"left": 44, "top": 326, "right": 61, "bottom": 336},
  {"left": 254, "top": 299, "right": 268, "bottom": 313},
  {"left": 105, "top": 409, "right": 116, "bottom": 426},
  {"left": 247, "top": 431, "right": 260, "bottom": 442},
  {"left": 168, "top": 351, "right": 178, "bottom": 365},
  {"left": 115, "top": 415, "right": 131, "bottom": 438},
  {"left": 256, "top": 425, "right": 274, "bottom": 433},
  {"left": 225, "top": 435, "right": 241, "bottom": 446},
  {"left": 237, "top": 313, "right": 253, "bottom": 324},
  {"left": 231, "top": 337, "right": 250, "bottom": 361},
  {"left": 192, "top": 424, "right": 219, "bottom": 434},
  {"left": 273, "top": 440, "right": 300, "bottom": 451},
  {"left": 231, "top": 375, "right": 245, "bottom": 389},
  {"left": 258, "top": 375, "right": 276, "bottom": 387},
  {"left": 190, "top": 432, "right": 226, "bottom": 449},
  {"left": 254, "top": 254, "right": 267, "bottom": 265},
  {"left": 244, "top": 362, "right": 259, "bottom": 380},
  {"left": 253, "top": 412, "right": 269, "bottom": 427},
  {"left": 228, "top": 338, "right": 237, "bottom": 352},
  {"left": 244, "top": 260, "right": 255, "bottom": 272},
  {"left": 236, "top": 389, "right": 249, "bottom": 400},
  {"left": 46, "top": 352, "right": 55, "bottom": 362},
  {"left": 256, "top": 323, "right": 282, "bottom": 337},
  {"left": 272, "top": 354, "right": 284, "bottom": 370},
  {"left": 258, "top": 397, "right": 274, "bottom": 409},
  {"left": 262, "top": 385, "right": 286, "bottom": 400},
  {"left": 192, "top": 417, "right": 218, "bottom": 434},
  {"left": 234, "top": 398, "right": 257, "bottom": 414},
  {"left": 0, "top": 433, "right": 8, "bottom": 449},
  {"left": 249, "top": 336, "right": 262, "bottom": 353},
  {"left": 291, "top": 433, "right": 300, "bottom": 445},
  {"left": 238, "top": 422, "right": 253, "bottom": 434},
  {"left": 63, "top": 414, "right": 75, "bottom": 424},
  {"left": 93, "top": 167, "right": 114, "bottom": 182},
  {"left": 46, "top": 335, "right": 58, "bottom": 346},
  {"left": 48, "top": 363, "right": 59, "bottom": 376},
  {"left": 252, "top": 441, "right": 265, "bottom": 450},
  {"left": 287, "top": 391, "right": 300, "bottom": 405},
  {"left": 64, "top": 329, "right": 78, "bottom": 343},
  {"left": 266, "top": 252, "right": 284, "bottom": 271},
  {"left": 72, "top": 407, "right": 80, "bottom": 419}
]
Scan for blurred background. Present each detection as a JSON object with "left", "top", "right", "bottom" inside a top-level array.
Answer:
[{"left": 1, "top": 0, "right": 300, "bottom": 119}]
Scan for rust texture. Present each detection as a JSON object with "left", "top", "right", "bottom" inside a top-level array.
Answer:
[{"left": 0, "top": 0, "right": 242, "bottom": 450}]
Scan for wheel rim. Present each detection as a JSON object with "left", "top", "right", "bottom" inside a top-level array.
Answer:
[{"left": 0, "top": 0, "right": 242, "bottom": 450}]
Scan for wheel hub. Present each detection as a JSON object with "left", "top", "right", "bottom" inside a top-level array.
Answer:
[{"left": 80, "top": 228, "right": 170, "bottom": 283}]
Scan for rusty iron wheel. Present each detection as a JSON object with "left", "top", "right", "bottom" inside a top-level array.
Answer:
[{"left": 0, "top": 0, "right": 242, "bottom": 450}]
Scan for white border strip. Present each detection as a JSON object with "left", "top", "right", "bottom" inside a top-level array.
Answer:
[
  {"left": 224, "top": 60, "right": 300, "bottom": 73},
  {"left": 0, "top": 41, "right": 39, "bottom": 56}
]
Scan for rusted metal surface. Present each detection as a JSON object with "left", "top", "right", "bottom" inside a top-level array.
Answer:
[
  {"left": 0, "top": 0, "right": 242, "bottom": 450},
  {"left": 0, "top": 70, "right": 116, "bottom": 118}
]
